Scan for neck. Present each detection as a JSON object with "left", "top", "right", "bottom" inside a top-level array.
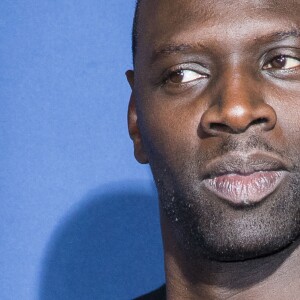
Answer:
[{"left": 161, "top": 217, "right": 300, "bottom": 300}]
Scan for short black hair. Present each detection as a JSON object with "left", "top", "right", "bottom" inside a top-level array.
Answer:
[{"left": 132, "top": 0, "right": 142, "bottom": 65}]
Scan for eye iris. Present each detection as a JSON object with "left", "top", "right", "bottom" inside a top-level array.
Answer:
[
  {"left": 169, "top": 70, "right": 184, "bottom": 83},
  {"left": 272, "top": 56, "right": 286, "bottom": 68}
]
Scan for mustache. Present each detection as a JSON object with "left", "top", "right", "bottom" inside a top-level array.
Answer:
[
  {"left": 211, "top": 134, "right": 299, "bottom": 171},
  {"left": 194, "top": 134, "right": 299, "bottom": 179},
  {"left": 219, "top": 135, "right": 282, "bottom": 156}
]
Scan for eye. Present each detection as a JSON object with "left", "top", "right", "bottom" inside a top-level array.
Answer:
[
  {"left": 167, "top": 69, "right": 207, "bottom": 84},
  {"left": 263, "top": 55, "right": 300, "bottom": 70}
]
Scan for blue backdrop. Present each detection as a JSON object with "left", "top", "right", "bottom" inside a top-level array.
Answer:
[{"left": 0, "top": 1, "right": 164, "bottom": 299}]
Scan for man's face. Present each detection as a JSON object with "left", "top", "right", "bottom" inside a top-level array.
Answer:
[{"left": 129, "top": 0, "right": 300, "bottom": 261}]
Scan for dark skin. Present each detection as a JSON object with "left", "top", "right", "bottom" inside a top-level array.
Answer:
[{"left": 127, "top": 0, "right": 300, "bottom": 299}]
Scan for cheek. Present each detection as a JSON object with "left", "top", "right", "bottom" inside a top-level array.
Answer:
[
  {"left": 138, "top": 99, "right": 204, "bottom": 167},
  {"left": 273, "top": 97, "right": 300, "bottom": 148}
]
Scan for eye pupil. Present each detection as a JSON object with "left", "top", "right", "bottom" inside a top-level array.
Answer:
[
  {"left": 272, "top": 56, "right": 287, "bottom": 68},
  {"left": 169, "top": 70, "right": 184, "bottom": 83}
]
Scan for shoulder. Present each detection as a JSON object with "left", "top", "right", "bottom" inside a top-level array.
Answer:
[{"left": 133, "top": 285, "right": 166, "bottom": 300}]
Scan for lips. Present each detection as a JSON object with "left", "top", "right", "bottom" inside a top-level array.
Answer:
[{"left": 201, "top": 152, "right": 290, "bottom": 206}]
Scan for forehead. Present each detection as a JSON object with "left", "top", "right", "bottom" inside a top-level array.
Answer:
[
  {"left": 136, "top": 0, "right": 300, "bottom": 59},
  {"left": 139, "top": 0, "right": 299, "bottom": 25}
]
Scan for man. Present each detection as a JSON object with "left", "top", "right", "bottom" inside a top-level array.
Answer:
[{"left": 126, "top": 0, "right": 300, "bottom": 299}]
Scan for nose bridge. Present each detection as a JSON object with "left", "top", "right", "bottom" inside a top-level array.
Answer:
[
  {"left": 223, "top": 68, "right": 251, "bottom": 102},
  {"left": 200, "top": 64, "right": 277, "bottom": 135},
  {"left": 220, "top": 67, "right": 255, "bottom": 124}
]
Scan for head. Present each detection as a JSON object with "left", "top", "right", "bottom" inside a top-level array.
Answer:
[{"left": 127, "top": 0, "right": 300, "bottom": 262}]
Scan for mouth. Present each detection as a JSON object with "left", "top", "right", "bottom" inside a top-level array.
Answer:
[{"left": 201, "top": 152, "right": 290, "bottom": 206}]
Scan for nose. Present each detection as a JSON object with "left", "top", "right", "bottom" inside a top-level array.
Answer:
[{"left": 200, "top": 72, "right": 277, "bottom": 135}]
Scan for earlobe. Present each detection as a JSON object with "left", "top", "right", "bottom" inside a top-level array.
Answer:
[{"left": 126, "top": 70, "right": 149, "bottom": 164}]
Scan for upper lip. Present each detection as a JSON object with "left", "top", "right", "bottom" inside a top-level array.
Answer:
[{"left": 201, "top": 151, "right": 291, "bottom": 180}]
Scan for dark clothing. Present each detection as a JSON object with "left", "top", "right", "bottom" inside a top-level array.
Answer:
[{"left": 134, "top": 285, "right": 166, "bottom": 300}]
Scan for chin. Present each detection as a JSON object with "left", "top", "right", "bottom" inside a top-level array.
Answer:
[
  {"left": 172, "top": 213, "right": 300, "bottom": 263},
  {"left": 159, "top": 172, "right": 300, "bottom": 262},
  {"left": 194, "top": 230, "right": 299, "bottom": 263}
]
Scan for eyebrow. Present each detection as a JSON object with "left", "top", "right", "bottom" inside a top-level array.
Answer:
[
  {"left": 150, "top": 28, "right": 300, "bottom": 63},
  {"left": 257, "top": 28, "right": 300, "bottom": 43},
  {"left": 151, "top": 42, "right": 208, "bottom": 63}
]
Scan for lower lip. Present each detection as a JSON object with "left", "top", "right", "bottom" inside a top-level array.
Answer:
[{"left": 203, "top": 171, "right": 287, "bottom": 205}]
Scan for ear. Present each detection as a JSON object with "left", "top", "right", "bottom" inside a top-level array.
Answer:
[{"left": 126, "top": 70, "right": 149, "bottom": 164}]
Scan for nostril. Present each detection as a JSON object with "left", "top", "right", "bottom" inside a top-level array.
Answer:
[
  {"left": 201, "top": 103, "right": 277, "bottom": 136},
  {"left": 250, "top": 117, "right": 268, "bottom": 126},
  {"left": 209, "top": 118, "right": 269, "bottom": 134},
  {"left": 210, "top": 118, "right": 269, "bottom": 133},
  {"left": 209, "top": 123, "right": 232, "bottom": 133}
]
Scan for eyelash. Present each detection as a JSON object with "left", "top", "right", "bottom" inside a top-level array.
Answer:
[
  {"left": 263, "top": 54, "right": 300, "bottom": 70},
  {"left": 160, "top": 53, "right": 300, "bottom": 87},
  {"left": 162, "top": 68, "right": 208, "bottom": 86}
]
